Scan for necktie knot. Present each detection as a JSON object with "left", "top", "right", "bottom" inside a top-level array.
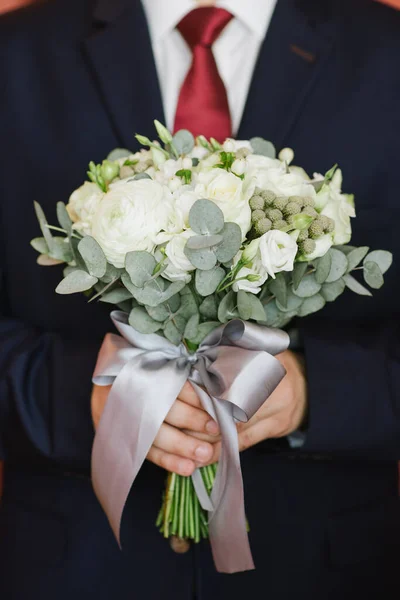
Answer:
[{"left": 177, "top": 7, "right": 233, "bottom": 49}]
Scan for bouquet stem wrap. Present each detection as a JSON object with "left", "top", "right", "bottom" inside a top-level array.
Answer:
[{"left": 92, "top": 310, "right": 289, "bottom": 573}]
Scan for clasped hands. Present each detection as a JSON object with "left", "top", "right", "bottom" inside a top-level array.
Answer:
[{"left": 91, "top": 350, "right": 307, "bottom": 477}]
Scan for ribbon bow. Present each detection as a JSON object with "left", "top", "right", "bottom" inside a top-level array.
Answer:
[{"left": 92, "top": 311, "right": 289, "bottom": 573}]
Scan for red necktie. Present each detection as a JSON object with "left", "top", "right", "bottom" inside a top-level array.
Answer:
[{"left": 174, "top": 7, "right": 233, "bottom": 142}]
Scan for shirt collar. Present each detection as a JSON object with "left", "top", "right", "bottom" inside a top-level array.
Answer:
[{"left": 141, "top": 0, "right": 277, "bottom": 43}]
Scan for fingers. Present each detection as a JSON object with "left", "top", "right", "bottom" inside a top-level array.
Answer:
[
  {"left": 178, "top": 381, "right": 202, "bottom": 408},
  {"left": 166, "top": 399, "right": 219, "bottom": 436},
  {"left": 153, "top": 423, "right": 214, "bottom": 464},
  {"left": 238, "top": 419, "right": 277, "bottom": 452},
  {"left": 147, "top": 446, "right": 196, "bottom": 477}
]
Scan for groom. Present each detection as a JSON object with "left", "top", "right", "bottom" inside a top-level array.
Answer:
[{"left": 0, "top": 1, "right": 400, "bottom": 599}]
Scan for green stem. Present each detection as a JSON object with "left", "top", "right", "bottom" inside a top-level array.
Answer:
[
  {"left": 184, "top": 476, "right": 190, "bottom": 538},
  {"left": 178, "top": 474, "right": 186, "bottom": 539},
  {"left": 171, "top": 474, "right": 181, "bottom": 535},
  {"left": 194, "top": 491, "right": 200, "bottom": 543}
]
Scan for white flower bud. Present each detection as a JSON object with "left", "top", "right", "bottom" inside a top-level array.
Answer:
[
  {"left": 182, "top": 157, "right": 192, "bottom": 170},
  {"left": 279, "top": 148, "right": 295, "bottom": 164},
  {"left": 232, "top": 158, "right": 246, "bottom": 176},
  {"left": 242, "top": 239, "right": 260, "bottom": 263},
  {"left": 169, "top": 176, "right": 182, "bottom": 192},
  {"left": 223, "top": 139, "right": 235, "bottom": 153}
]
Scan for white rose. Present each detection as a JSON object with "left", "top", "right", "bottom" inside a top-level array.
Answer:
[
  {"left": 67, "top": 182, "right": 104, "bottom": 236},
  {"left": 232, "top": 244, "right": 268, "bottom": 295},
  {"left": 318, "top": 170, "right": 355, "bottom": 245},
  {"left": 195, "top": 170, "right": 255, "bottom": 239},
  {"left": 259, "top": 230, "right": 298, "bottom": 278},
  {"left": 91, "top": 179, "right": 172, "bottom": 268},
  {"left": 164, "top": 230, "right": 196, "bottom": 283}
]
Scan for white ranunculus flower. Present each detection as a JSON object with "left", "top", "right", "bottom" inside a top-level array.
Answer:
[
  {"left": 232, "top": 246, "right": 268, "bottom": 295},
  {"left": 91, "top": 179, "right": 172, "bottom": 268},
  {"left": 67, "top": 182, "right": 104, "bottom": 236},
  {"left": 163, "top": 230, "right": 196, "bottom": 283},
  {"left": 259, "top": 230, "right": 298, "bottom": 278},
  {"left": 318, "top": 170, "right": 355, "bottom": 245},
  {"left": 195, "top": 170, "right": 255, "bottom": 239},
  {"left": 302, "top": 233, "right": 334, "bottom": 261}
]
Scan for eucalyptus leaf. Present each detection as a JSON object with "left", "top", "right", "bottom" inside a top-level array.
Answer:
[
  {"left": 173, "top": 129, "right": 195, "bottom": 155},
  {"left": 363, "top": 250, "right": 392, "bottom": 275},
  {"left": 107, "top": 148, "right": 132, "bottom": 161},
  {"left": 125, "top": 251, "right": 157, "bottom": 287},
  {"left": 168, "top": 293, "right": 181, "bottom": 313},
  {"left": 56, "top": 270, "right": 98, "bottom": 294},
  {"left": 186, "top": 234, "right": 223, "bottom": 250},
  {"left": 37, "top": 255, "right": 64, "bottom": 266},
  {"left": 321, "top": 279, "right": 346, "bottom": 302},
  {"left": 263, "top": 299, "right": 296, "bottom": 328},
  {"left": 56, "top": 202, "right": 72, "bottom": 236},
  {"left": 184, "top": 314, "right": 200, "bottom": 340},
  {"left": 189, "top": 199, "right": 224, "bottom": 236},
  {"left": 250, "top": 137, "right": 276, "bottom": 159},
  {"left": 184, "top": 245, "right": 217, "bottom": 270},
  {"left": 343, "top": 274, "right": 372, "bottom": 296},
  {"left": 199, "top": 295, "right": 218, "bottom": 320},
  {"left": 325, "top": 249, "right": 348, "bottom": 283},
  {"left": 315, "top": 252, "right": 332, "bottom": 284},
  {"left": 101, "top": 263, "right": 124, "bottom": 283},
  {"left": 292, "top": 273, "right": 321, "bottom": 298},
  {"left": 34, "top": 201, "right": 53, "bottom": 250},
  {"left": 292, "top": 262, "right": 308, "bottom": 291},
  {"left": 297, "top": 293, "right": 326, "bottom": 317},
  {"left": 100, "top": 288, "right": 133, "bottom": 304},
  {"left": 188, "top": 322, "right": 220, "bottom": 345},
  {"left": 195, "top": 266, "right": 225, "bottom": 296},
  {"left": 129, "top": 307, "right": 162, "bottom": 334},
  {"left": 146, "top": 303, "right": 170, "bottom": 322},
  {"left": 334, "top": 245, "right": 356, "bottom": 255},
  {"left": 215, "top": 223, "right": 242, "bottom": 263},
  {"left": 31, "top": 237, "right": 49, "bottom": 254},
  {"left": 50, "top": 237, "right": 73, "bottom": 262},
  {"left": 363, "top": 261, "right": 384, "bottom": 289},
  {"left": 78, "top": 236, "right": 107, "bottom": 278},
  {"left": 346, "top": 246, "right": 369, "bottom": 272},
  {"left": 131, "top": 279, "right": 185, "bottom": 307},
  {"left": 164, "top": 321, "right": 182, "bottom": 345},
  {"left": 237, "top": 291, "right": 266, "bottom": 321},
  {"left": 218, "top": 290, "right": 239, "bottom": 323},
  {"left": 276, "top": 290, "right": 303, "bottom": 313},
  {"left": 269, "top": 273, "right": 288, "bottom": 307},
  {"left": 175, "top": 289, "right": 197, "bottom": 321}
]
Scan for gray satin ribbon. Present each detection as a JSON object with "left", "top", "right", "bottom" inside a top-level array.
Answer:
[{"left": 92, "top": 310, "right": 289, "bottom": 574}]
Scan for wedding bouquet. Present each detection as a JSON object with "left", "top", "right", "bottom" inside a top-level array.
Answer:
[{"left": 31, "top": 121, "right": 392, "bottom": 573}]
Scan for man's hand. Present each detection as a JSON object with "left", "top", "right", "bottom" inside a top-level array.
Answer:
[
  {"left": 201, "top": 350, "right": 308, "bottom": 463},
  {"left": 91, "top": 382, "right": 220, "bottom": 477}
]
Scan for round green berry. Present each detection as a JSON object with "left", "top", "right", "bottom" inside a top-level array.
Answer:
[
  {"left": 273, "top": 219, "right": 288, "bottom": 231},
  {"left": 325, "top": 217, "right": 335, "bottom": 233},
  {"left": 273, "top": 196, "right": 288, "bottom": 211},
  {"left": 249, "top": 195, "right": 264, "bottom": 211},
  {"left": 300, "top": 239, "right": 316, "bottom": 255},
  {"left": 309, "top": 220, "right": 324, "bottom": 239},
  {"left": 266, "top": 208, "right": 283, "bottom": 222},
  {"left": 302, "top": 196, "right": 315, "bottom": 207},
  {"left": 302, "top": 206, "right": 318, "bottom": 217},
  {"left": 261, "top": 190, "right": 276, "bottom": 206},
  {"left": 255, "top": 217, "right": 272, "bottom": 235},
  {"left": 298, "top": 228, "right": 309, "bottom": 242},
  {"left": 284, "top": 201, "right": 302, "bottom": 216},
  {"left": 251, "top": 209, "right": 265, "bottom": 223},
  {"left": 288, "top": 195, "right": 305, "bottom": 206}
]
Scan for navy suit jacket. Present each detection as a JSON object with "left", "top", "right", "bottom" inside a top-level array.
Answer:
[{"left": 0, "top": 1, "right": 400, "bottom": 599}]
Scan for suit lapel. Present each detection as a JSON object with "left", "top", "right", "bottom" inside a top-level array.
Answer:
[
  {"left": 238, "top": 0, "right": 338, "bottom": 149},
  {"left": 83, "top": 0, "right": 164, "bottom": 149}
]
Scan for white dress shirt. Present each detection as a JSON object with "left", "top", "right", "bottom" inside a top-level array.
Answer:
[{"left": 141, "top": 0, "right": 278, "bottom": 135}]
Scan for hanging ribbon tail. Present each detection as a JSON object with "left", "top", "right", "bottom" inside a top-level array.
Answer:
[{"left": 91, "top": 312, "right": 191, "bottom": 546}]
